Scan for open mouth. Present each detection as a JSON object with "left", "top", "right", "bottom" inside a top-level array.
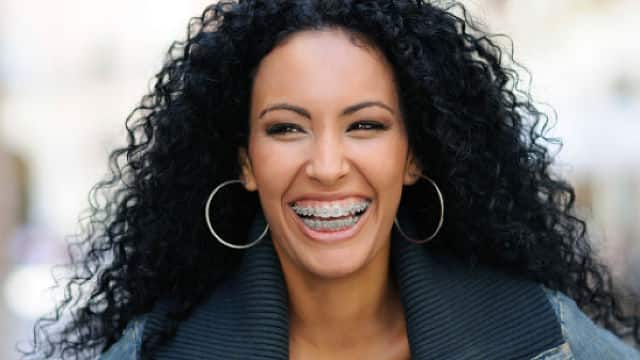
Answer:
[{"left": 289, "top": 199, "right": 371, "bottom": 233}]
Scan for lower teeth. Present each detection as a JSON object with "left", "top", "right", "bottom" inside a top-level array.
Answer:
[{"left": 302, "top": 215, "right": 361, "bottom": 231}]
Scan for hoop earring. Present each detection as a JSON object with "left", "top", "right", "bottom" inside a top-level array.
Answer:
[
  {"left": 204, "top": 179, "right": 268, "bottom": 250},
  {"left": 394, "top": 174, "right": 444, "bottom": 244}
]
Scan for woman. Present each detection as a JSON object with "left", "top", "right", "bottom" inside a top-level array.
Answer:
[{"left": 26, "top": 1, "right": 640, "bottom": 359}]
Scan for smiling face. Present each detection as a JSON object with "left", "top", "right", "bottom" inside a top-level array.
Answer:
[{"left": 240, "top": 28, "right": 421, "bottom": 279}]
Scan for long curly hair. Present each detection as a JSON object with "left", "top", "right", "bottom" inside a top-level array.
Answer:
[{"left": 24, "top": 0, "right": 639, "bottom": 358}]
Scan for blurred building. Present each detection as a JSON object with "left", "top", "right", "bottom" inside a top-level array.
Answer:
[{"left": 463, "top": 0, "right": 640, "bottom": 287}]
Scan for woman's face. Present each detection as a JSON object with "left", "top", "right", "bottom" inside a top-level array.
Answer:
[{"left": 241, "top": 29, "right": 420, "bottom": 279}]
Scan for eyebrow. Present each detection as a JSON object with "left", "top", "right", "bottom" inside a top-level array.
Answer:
[{"left": 258, "top": 101, "right": 395, "bottom": 119}]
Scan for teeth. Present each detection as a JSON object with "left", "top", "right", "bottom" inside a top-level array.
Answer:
[
  {"left": 291, "top": 200, "right": 371, "bottom": 218},
  {"left": 302, "top": 215, "right": 361, "bottom": 231}
]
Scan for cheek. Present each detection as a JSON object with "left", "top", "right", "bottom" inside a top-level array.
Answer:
[
  {"left": 249, "top": 138, "right": 304, "bottom": 200},
  {"left": 347, "top": 135, "right": 408, "bottom": 186}
]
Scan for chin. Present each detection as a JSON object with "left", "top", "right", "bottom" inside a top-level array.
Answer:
[
  {"left": 306, "top": 254, "right": 369, "bottom": 279},
  {"left": 292, "top": 239, "right": 385, "bottom": 280}
]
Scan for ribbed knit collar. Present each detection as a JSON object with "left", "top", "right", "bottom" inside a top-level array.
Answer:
[{"left": 146, "top": 228, "right": 563, "bottom": 359}]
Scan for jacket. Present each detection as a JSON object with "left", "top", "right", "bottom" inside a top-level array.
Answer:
[{"left": 101, "top": 231, "right": 640, "bottom": 359}]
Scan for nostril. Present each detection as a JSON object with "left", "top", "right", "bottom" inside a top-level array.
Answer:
[
  {"left": 305, "top": 163, "right": 350, "bottom": 185},
  {"left": 304, "top": 144, "right": 350, "bottom": 182}
]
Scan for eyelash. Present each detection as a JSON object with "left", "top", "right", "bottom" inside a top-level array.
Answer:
[
  {"left": 349, "top": 121, "right": 387, "bottom": 131},
  {"left": 266, "top": 123, "right": 304, "bottom": 135},
  {"left": 266, "top": 121, "right": 387, "bottom": 135}
]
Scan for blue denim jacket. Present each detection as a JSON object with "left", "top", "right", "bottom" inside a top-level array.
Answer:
[
  {"left": 101, "top": 231, "right": 639, "bottom": 359},
  {"left": 101, "top": 290, "right": 639, "bottom": 359},
  {"left": 536, "top": 289, "right": 639, "bottom": 359}
]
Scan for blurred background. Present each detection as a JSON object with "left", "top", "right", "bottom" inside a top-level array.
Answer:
[{"left": 0, "top": 0, "right": 638, "bottom": 358}]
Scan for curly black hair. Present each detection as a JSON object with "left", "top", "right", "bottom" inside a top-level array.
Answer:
[{"left": 24, "top": 0, "right": 639, "bottom": 358}]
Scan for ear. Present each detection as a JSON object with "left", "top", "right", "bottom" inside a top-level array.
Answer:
[
  {"left": 403, "top": 151, "right": 422, "bottom": 186},
  {"left": 238, "top": 147, "right": 258, "bottom": 191}
]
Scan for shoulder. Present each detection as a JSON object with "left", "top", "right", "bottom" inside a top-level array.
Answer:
[
  {"left": 98, "top": 316, "right": 147, "bottom": 360},
  {"left": 542, "top": 287, "right": 640, "bottom": 359}
]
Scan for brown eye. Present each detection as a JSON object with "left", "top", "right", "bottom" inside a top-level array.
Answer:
[
  {"left": 266, "top": 123, "right": 305, "bottom": 135},
  {"left": 348, "top": 121, "right": 387, "bottom": 131}
]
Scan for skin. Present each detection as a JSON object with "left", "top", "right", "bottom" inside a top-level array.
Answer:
[{"left": 240, "top": 28, "right": 419, "bottom": 359}]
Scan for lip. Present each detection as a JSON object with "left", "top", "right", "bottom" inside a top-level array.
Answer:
[{"left": 288, "top": 200, "right": 372, "bottom": 243}]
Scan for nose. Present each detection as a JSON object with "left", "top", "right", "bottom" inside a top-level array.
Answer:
[{"left": 305, "top": 132, "right": 350, "bottom": 185}]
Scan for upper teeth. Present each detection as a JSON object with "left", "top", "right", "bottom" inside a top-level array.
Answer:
[{"left": 291, "top": 201, "right": 371, "bottom": 218}]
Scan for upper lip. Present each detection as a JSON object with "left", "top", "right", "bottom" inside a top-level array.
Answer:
[{"left": 288, "top": 192, "right": 371, "bottom": 204}]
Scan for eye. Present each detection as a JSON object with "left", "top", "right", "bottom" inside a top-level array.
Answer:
[
  {"left": 266, "top": 123, "right": 305, "bottom": 135},
  {"left": 348, "top": 121, "right": 388, "bottom": 131}
]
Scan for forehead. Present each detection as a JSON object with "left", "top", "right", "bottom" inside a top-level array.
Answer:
[{"left": 250, "top": 29, "right": 399, "bottom": 115}]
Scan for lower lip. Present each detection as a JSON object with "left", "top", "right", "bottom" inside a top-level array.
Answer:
[{"left": 289, "top": 204, "right": 371, "bottom": 243}]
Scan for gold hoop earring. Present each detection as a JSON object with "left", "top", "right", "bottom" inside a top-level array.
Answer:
[
  {"left": 204, "top": 179, "right": 268, "bottom": 249},
  {"left": 394, "top": 174, "right": 444, "bottom": 244}
]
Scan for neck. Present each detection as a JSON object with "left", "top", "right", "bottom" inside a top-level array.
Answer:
[{"left": 279, "top": 243, "right": 405, "bottom": 353}]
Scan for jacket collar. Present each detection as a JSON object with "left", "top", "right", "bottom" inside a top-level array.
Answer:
[{"left": 146, "top": 223, "right": 564, "bottom": 359}]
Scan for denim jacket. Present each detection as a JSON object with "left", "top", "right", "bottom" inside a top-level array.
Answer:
[
  {"left": 101, "top": 234, "right": 640, "bottom": 360},
  {"left": 101, "top": 289, "right": 639, "bottom": 359}
]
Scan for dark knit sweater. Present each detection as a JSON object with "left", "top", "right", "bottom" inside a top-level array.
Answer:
[{"left": 142, "top": 229, "right": 564, "bottom": 359}]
